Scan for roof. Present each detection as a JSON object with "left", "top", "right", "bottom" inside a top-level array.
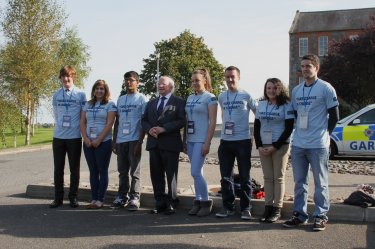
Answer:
[{"left": 289, "top": 8, "right": 375, "bottom": 33}]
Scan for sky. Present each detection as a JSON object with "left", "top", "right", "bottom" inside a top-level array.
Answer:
[{"left": 1, "top": 0, "right": 375, "bottom": 123}]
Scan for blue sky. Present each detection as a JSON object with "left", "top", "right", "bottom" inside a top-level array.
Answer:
[{"left": 1, "top": 0, "right": 375, "bottom": 122}]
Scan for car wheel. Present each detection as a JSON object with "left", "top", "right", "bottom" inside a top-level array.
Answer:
[{"left": 329, "top": 141, "right": 338, "bottom": 160}]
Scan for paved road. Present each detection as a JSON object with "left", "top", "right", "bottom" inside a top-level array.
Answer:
[{"left": 1, "top": 144, "right": 375, "bottom": 248}]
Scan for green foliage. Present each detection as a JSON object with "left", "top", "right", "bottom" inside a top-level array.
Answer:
[
  {"left": 319, "top": 17, "right": 375, "bottom": 111},
  {"left": 0, "top": 127, "right": 53, "bottom": 149},
  {"left": 0, "top": 0, "right": 90, "bottom": 146},
  {"left": 0, "top": 98, "right": 21, "bottom": 147},
  {"left": 139, "top": 30, "right": 225, "bottom": 99},
  {"left": 57, "top": 27, "right": 91, "bottom": 88}
]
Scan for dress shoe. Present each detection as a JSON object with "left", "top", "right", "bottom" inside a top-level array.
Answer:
[
  {"left": 49, "top": 200, "right": 63, "bottom": 208},
  {"left": 164, "top": 204, "right": 175, "bottom": 215},
  {"left": 69, "top": 198, "right": 79, "bottom": 208}
]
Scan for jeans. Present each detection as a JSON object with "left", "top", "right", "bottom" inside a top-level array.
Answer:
[
  {"left": 291, "top": 145, "right": 330, "bottom": 221},
  {"left": 218, "top": 139, "right": 252, "bottom": 211},
  {"left": 116, "top": 141, "right": 141, "bottom": 200},
  {"left": 52, "top": 138, "right": 82, "bottom": 201},
  {"left": 187, "top": 142, "right": 208, "bottom": 201},
  {"left": 83, "top": 139, "right": 112, "bottom": 202}
]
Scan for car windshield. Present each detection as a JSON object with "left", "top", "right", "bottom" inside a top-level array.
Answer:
[{"left": 337, "top": 113, "right": 356, "bottom": 124}]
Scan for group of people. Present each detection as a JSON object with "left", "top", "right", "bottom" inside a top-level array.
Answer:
[{"left": 49, "top": 53, "right": 339, "bottom": 232}]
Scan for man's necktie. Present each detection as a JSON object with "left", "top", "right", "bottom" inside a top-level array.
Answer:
[{"left": 157, "top": 96, "right": 166, "bottom": 116}]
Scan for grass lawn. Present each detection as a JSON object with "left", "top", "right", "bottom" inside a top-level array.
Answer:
[{"left": 1, "top": 127, "right": 54, "bottom": 150}]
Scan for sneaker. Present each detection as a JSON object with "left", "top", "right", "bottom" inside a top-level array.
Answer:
[
  {"left": 110, "top": 197, "right": 126, "bottom": 209},
  {"left": 240, "top": 210, "right": 253, "bottom": 220},
  {"left": 127, "top": 198, "right": 140, "bottom": 211},
  {"left": 283, "top": 213, "right": 307, "bottom": 228},
  {"left": 216, "top": 208, "right": 235, "bottom": 218},
  {"left": 313, "top": 218, "right": 327, "bottom": 231}
]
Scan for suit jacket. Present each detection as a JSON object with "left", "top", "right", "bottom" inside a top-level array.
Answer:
[{"left": 141, "top": 94, "right": 186, "bottom": 152}]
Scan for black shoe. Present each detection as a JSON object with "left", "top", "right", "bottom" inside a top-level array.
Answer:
[
  {"left": 49, "top": 200, "right": 63, "bottom": 208},
  {"left": 69, "top": 198, "right": 79, "bottom": 208},
  {"left": 164, "top": 204, "right": 175, "bottom": 215}
]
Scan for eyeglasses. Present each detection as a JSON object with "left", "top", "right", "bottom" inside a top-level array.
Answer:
[{"left": 124, "top": 78, "right": 137, "bottom": 83}]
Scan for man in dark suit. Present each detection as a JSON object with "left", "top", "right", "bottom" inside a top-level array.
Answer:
[{"left": 141, "top": 76, "right": 186, "bottom": 214}]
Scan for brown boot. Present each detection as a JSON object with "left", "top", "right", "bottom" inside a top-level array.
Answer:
[
  {"left": 197, "top": 200, "right": 213, "bottom": 217},
  {"left": 188, "top": 200, "right": 201, "bottom": 215}
]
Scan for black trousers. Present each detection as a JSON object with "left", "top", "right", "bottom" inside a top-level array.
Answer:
[
  {"left": 149, "top": 148, "right": 179, "bottom": 207},
  {"left": 52, "top": 137, "right": 82, "bottom": 201}
]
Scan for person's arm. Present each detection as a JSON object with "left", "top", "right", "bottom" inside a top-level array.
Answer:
[
  {"left": 92, "top": 111, "right": 116, "bottom": 148},
  {"left": 272, "top": 118, "right": 294, "bottom": 149},
  {"left": 328, "top": 106, "right": 339, "bottom": 134},
  {"left": 112, "top": 115, "right": 119, "bottom": 154},
  {"left": 201, "top": 104, "right": 217, "bottom": 156},
  {"left": 80, "top": 111, "right": 91, "bottom": 148},
  {"left": 155, "top": 98, "right": 186, "bottom": 135},
  {"left": 134, "top": 130, "right": 145, "bottom": 157},
  {"left": 253, "top": 118, "right": 262, "bottom": 149}
]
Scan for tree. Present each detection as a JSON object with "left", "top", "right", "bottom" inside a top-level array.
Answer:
[
  {"left": 319, "top": 17, "right": 375, "bottom": 113},
  {"left": 139, "top": 30, "right": 225, "bottom": 99},
  {"left": 0, "top": 0, "right": 90, "bottom": 146}
]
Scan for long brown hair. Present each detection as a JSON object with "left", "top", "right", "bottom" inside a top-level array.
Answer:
[
  {"left": 262, "top": 78, "right": 290, "bottom": 106},
  {"left": 89, "top": 79, "right": 110, "bottom": 105}
]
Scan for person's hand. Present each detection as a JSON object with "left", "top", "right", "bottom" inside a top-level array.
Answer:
[
  {"left": 201, "top": 142, "right": 210, "bottom": 156},
  {"left": 84, "top": 138, "right": 92, "bottom": 148},
  {"left": 112, "top": 142, "right": 117, "bottom": 155},
  {"left": 91, "top": 139, "right": 101, "bottom": 148}
]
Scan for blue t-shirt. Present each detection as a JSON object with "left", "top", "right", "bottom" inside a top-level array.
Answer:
[
  {"left": 116, "top": 92, "right": 148, "bottom": 143},
  {"left": 53, "top": 86, "right": 86, "bottom": 139},
  {"left": 292, "top": 78, "right": 339, "bottom": 148},
  {"left": 218, "top": 89, "right": 257, "bottom": 141},
  {"left": 83, "top": 100, "right": 117, "bottom": 142},
  {"left": 255, "top": 100, "right": 294, "bottom": 144},
  {"left": 185, "top": 91, "right": 217, "bottom": 143}
]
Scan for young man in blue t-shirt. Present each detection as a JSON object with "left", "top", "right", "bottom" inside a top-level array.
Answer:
[{"left": 283, "top": 54, "right": 339, "bottom": 231}]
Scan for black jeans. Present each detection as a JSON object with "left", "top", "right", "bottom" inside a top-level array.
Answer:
[
  {"left": 218, "top": 139, "right": 252, "bottom": 211},
  {"left": 52, "top": 137, "right": 82, "bottom": 201}
]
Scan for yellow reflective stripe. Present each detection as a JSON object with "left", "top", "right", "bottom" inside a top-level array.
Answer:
[{"left": 343, "top": 126, "right": 370, "bottom": 141}]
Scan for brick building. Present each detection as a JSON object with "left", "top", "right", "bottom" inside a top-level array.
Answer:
[{"left": 289, "top": 7, "right": 375, "bottom": 90}]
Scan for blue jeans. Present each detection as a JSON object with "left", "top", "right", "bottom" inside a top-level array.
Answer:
[
  {"left": 83, "top": 139, "right": 112, "bottom": 202},
  {"left": 291, "top": 146, "right": 330, "bottom": 221},
  {"left": 218, "top": 139, "right": 252, "bottom": 211},
  {"left": 187, "top": 142, "right": 209, "bottom": 201}
]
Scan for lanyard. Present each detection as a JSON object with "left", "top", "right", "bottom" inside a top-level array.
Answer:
[
  {"left": 92, "top": 102, "right": 101, "bottom": 122},
  {"left": 301, "top": 79, "right": 318, "bottom": 110},
  {"left": 265, "top": 102, "right": 276, "bottom": 122},
  {"left": 189, "top": 95, "right": 201, "bottom": 119},
  {"left": 226, "top": 91, "right": 238, "bottom": 121},
  {"left": 123, "top": 95, "right": 129, "bottom": 120},
  {"left": 62, "top": 88, "right": 74, "bottom": 113}
]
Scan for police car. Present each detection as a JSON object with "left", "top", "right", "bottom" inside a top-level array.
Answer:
[{"left": 330, "top": 104, "right": 375, "bottom": 158}]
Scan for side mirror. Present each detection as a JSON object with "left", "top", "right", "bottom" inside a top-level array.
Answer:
[{"left": 352, "top": 119, "right": 360, "bottom": 125}]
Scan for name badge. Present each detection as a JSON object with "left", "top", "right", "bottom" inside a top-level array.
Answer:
[
  {"left": 89, "top": 127, "right": 97, "bottom": 139},
  {"left": 187, "top": 121, "right": 195, "bottom": 134},
  {"left": 262, "top": 130, "right": 273, "bottom": 144},
  {"left": 224, "top": 121, "right": 235, "bottom": 135},
  {"left": 298, "top": 111, "right": 308, "bottom": 129},
  {"left": 122, "top": 122, "right": 131, "bottom": 135},
  {"left": 62, "top": 115, "right": 71, "bottom": 128}
]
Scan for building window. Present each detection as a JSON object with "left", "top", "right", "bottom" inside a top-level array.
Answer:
[
  {"left": 299, "top": 37, "right": 308, "bottom": 57},
  {"left": 318, "top": 36, "right": 328, "bottom": 56}
]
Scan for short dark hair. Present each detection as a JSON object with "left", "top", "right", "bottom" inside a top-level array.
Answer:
[
  {"left": 225, "top": 66, "right": 240, "bottom": 76},
  {"left": 301, "top": 54, "right": 320, "bottom": 67},
  {"left": 124, "top": 71, "right": 139, "bottom": 81}
]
